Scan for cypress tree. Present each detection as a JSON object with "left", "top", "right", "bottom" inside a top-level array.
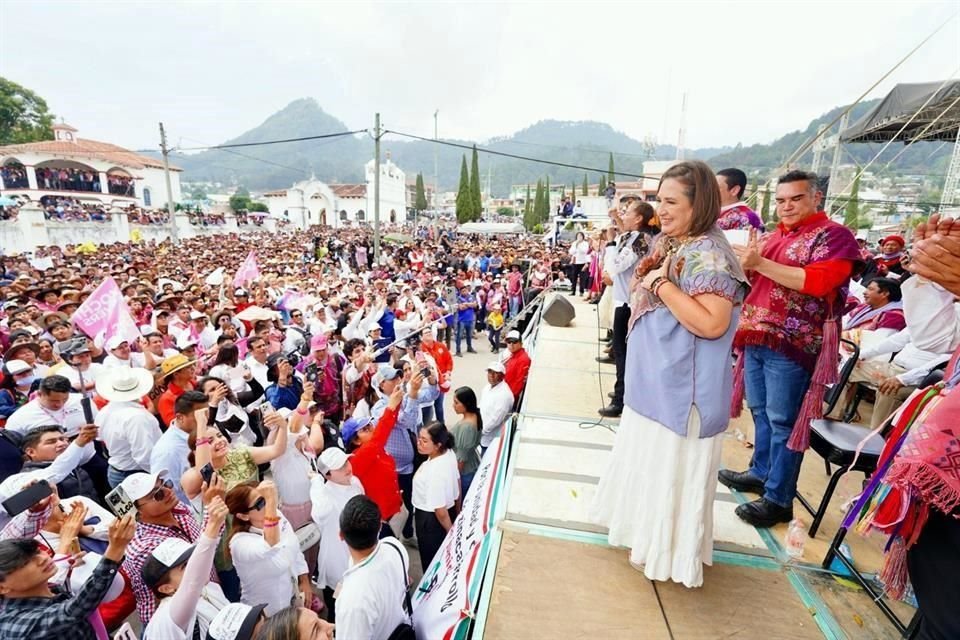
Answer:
[
  {"left": 599, "top": 174, "right": 607, "bottom": 194},
  {"left": 415, "top": 173, "right": 428, "bottom": 211},
  {"left": 582, "top": 173, "right": 589, "bottom": 196},
  {"left": 543, "top": 176, "right": 551, "bottom": 222},
  {"left": 608, "top": 153, "right": 615, "bottom": 182},
  {"left": 843, "top": 175, "right": 861, "bottom": 229},
  {"left": 760, "top": 184, "right": 771, "bottom": 224},
  {"left": 523, "top": 183, "right": 533, "bottom": 229},
  {"left": 469, "top": 145, "right": 482, "bottom": 221},
  {"left": 455, "top": 155, "right": 472, "bottom": 223},
  {"left": 572, "top": 181, "right": 577, "bottom": 201},
  {"left": 533, "top": 180, "right": 544, "bottom": 228}
]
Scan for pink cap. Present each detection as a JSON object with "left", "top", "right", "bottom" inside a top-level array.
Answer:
[{"left": 310, "top": 334, "right": 328, "bottom": 351}]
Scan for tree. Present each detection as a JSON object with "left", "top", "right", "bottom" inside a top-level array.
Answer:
[
  {"left": 248, "top": 201, "right": 269, "bottom": 212},
  {"left": 599, "top": 174, "right": 607, "bottom": 194},
  {"left": 608, "top": 152, "right": 615, "bottom": 182},
  {"left": 572, "top": 181, "right": 577, "bottom": 202},
  {"left": 229, "top": 187, "right": 252, "bottom": 212},
  {"left": 0, "top": 77, "right": 55, "bottom": 144},
  {"left": 583, "top": 173, "right": 589, "bottom": 196},
  {"left": 843, "top": 175, "right": 861, "bottom": 229},
  {"left": 455, "top": 155, "right": 473, "bottom": 223},
  {"left": 415, "top": 173, "right": 428, "bottom": 212},
  {"left": 497, "top": 206, "right": 516, "bottom": 216},
  {"left": 469, "top": 145, "right": 482, "bottom": 221},
  {"left": 760, "top": 184, "right": 772, "bottom": 223},
  {"left": 543, "top": 176, "right": 551, "bottom": 222},
  {"left": 523, "top": 183, "right": 534, "bottom": 230}
]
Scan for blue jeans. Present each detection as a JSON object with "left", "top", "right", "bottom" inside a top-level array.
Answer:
[
  {"left": 107, "top": 466, "right": 138, "bottom": 489},
  {"left": 744, "top": 346, "right": 811, "bottom": 508},
  {"left": 433, "top": 391, "right": 445, "bottom": 424},
  {"left": 460, "top": 471, "right": 475, "bottom": 498},
  {"left": 508, "top": 295, "right": 521, "bottom": 318},
  {"left": 456, "top": 321, "right": 473, "bottom": 354}
]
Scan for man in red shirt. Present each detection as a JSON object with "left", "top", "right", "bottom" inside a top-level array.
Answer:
[
  {"left": 721, "top": 170, "right": 861, "bottom": 528},
  {"left": 503, "top": 330, "right": 531, "bottom": 407}
]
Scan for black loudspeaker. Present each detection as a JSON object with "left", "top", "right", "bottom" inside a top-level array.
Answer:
[{"left": 542, "top": 295, "right": 576, "bottom": 327}]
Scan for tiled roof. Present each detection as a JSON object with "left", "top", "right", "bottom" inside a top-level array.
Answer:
[
  {"left": 0, "top": 138, "right": 182, "bottom": 171},
  {"left": 263, "top": 190, "right": 287, "bottom": 197},
  {"left": 330, "top": 183, "right": 366, "bottom": 198}
]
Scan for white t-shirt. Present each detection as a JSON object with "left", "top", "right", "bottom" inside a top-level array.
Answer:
[
  {"left": 62, "top": 363, "right": 108, "bottom": 391},
  {"left": 309, "top": 475, "right": 364, "bottom": 589},
  {"left": 270, "top": 429, "right": 315, "bottom": 505},
  {"left": 244, "top": 357, "right": 270, "bottom": 391},
  {"left": 336, "top": 538, "right": 410, "bottom": 640},
  {"left": 103, "top": 352, "right": 147, "bottom": 369},
  {"left": 228, "top": 514, "right": 308, "bottom": 616},
  {"left": 412, "top": 450, "right": 460, "bottom": 511},
  {"left": 5, "top": 394, "right": 96, "bottom": 437}
]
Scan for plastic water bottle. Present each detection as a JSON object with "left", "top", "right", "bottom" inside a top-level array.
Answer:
[{"left": 785, "top": 519, "right": 806, "bottom": 560}]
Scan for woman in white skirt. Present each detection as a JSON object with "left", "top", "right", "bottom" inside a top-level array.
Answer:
[{"left": 590, "top": 160, "right": 748, "bottom": 588}]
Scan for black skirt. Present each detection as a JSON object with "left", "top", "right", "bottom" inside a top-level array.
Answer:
[{"left": 414, "top": 505, "right": 458, "bottom": 569}]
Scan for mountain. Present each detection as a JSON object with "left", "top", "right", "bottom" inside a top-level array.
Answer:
[{"left": 173, "top": 98, "right": 950, "bottom": 196}]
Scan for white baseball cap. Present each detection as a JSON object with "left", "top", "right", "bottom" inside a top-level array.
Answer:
[
  {"left": 105, "top": 335, "right": 129, "bottom": 351},
  {"left": 4, "top": 359, "right": 32, "bottom": 375},
  {"left": 141, "top": 537, "right": 194, "bottom": 587},
  {"left": 189, "top": 310, "right": 207, "bottom": 321},
  {"left": 486, "top": 361, "right": 506, "bottom": 374},
  {"left": 207, "top": 602, "right": 268, "bottom": 640},
  {"left": 318, "top": 447, "right": 350, "bottom": 473},
  {"left": 119, "top": 471, "right": 164, "bottom": 502},
  {"left": 506, "top": 330, "right": 522, "bottom": 341},
  {"left": 176, "top": 334, "right": 199, "bottom": 350}
]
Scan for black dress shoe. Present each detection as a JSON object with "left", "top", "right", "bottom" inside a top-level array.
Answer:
[
  {"left": 718, "top": 469, "right": 765, "bottom": 494},
  {"left": 608, "top": 391, "right": 616, "bottom": 399},
  {"left": 598, "top": 404, "right": 622, "bottom": 417},
  {"left": 734, "top": 498, "right": 793, "bottom": 528},
  {"left": 595, "top": 356, "right": 615, "bottom": 364}
]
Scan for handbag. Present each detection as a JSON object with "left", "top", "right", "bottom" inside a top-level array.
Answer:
[
  {"left": 384, "top": 539, "right": 416, "bottom": 640},
  {"left": 295, "top": 520, "right": 322, "bottom": 552}
]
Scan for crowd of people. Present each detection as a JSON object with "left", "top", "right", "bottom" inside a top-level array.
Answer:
[
  {"left": 0, "top": 221, "right": 544, "bottom": 639},
  {"left": 1, "top": 165, "right": 29, "bottom": 190},
  {"left": 0, "top": 159, "right": 957, "bottom": 638}
]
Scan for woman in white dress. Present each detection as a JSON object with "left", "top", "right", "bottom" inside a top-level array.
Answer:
[{"left": 590, "top": 161, "right": 748, "bottom": 588}]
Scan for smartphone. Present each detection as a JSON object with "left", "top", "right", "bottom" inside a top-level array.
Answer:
[
  {"left": 104, "top": 485, "right": 135, "bottom": 518},
  {"left": 259, "top": 401, "right": 275, "bottom": 415},
  {"left": 420, "top": 367, "right": 432, "bottom": 379},
  {"left": 2, "top": 481, "right": 53, "bottom": 517},
  {"left": 200, "top": 462, "right": 215, "bottom": 484}
]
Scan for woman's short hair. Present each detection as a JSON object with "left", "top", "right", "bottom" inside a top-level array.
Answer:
[{"left": 658, "top": 160, "right": 721, "bottom": 238}]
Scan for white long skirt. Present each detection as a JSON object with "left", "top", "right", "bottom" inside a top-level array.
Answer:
[{"left": 590, "top": 405, "right": 722, "bottom": 588}]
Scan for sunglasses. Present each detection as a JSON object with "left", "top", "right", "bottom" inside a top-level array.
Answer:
[
  {"left": 245, "top": 496, "right": 266, "bottom": 512},
  {"left": 137, "top": 478, "right": 174, "bottom": 505}
]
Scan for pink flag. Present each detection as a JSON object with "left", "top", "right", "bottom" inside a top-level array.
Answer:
[
  {"left": 72, "top": 277, "right": 141, "bottom": 344},
  {"left": 233, "top": 251, "right": 261, "bottom": 288}
]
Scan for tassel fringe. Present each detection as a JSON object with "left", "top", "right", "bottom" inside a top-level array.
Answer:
[
  {"left": 730, "top": 349, "right": 745, "bottom": 418},
  {"left": 787, "top": 318, "right": 840, "bottom": 452}
]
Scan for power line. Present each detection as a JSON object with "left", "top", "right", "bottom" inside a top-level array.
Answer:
[
  {"left": 175, "top": 130, "right": 367, "bottom": 151},
  {"left": 384, "top": 129, "right": 657, "bottom": 180}
]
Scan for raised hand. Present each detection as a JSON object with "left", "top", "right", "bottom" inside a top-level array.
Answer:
[
  {"left": 201, "top": 472, "right": 226, "bottom": 506},
  {"left": 104, "top": 514, "right": 136, "bottom": 562}
]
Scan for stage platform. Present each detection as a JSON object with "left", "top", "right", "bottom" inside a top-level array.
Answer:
[{"left": 475, "top": 294, "right": 916, "bottom": 640}]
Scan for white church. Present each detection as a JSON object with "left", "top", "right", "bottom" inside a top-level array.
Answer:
[{"left": 263, "top": 156, "right": 408, "bottom": 229}]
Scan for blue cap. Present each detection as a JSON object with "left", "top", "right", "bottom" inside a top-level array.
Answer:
[{"left": 340, "top": 416, "right": 372, "bottom": 445}]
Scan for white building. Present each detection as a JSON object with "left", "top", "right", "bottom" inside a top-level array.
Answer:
[
  {"left": 0, "top": 122, "right": 183, "bottom": 209},
  {"left": 263, "top": 156, "right": 408, "bottom": 229}
]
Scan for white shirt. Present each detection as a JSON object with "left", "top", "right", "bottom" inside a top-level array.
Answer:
[
  {"left": 412, "top": 450, "right": 460, "bottom": 511},
  {"left": 609, "top": 231, "right": 644, "bottom": 306},
  {"left": 0, "top": 441, "right": 94, "bottom": 525},
  {"left": 95, "top": 400, "right": 162, "bottom": 472},
  {"left": 270, "top": 429, "right": 315, "bottom": 505},
  {"left": 245, "top": 356, "right": 270, "bottom": 391},
  {"left": 336, "top": 538, "right": 410, "bottom": 640},
  {"left": 62, "top": 363, "right": 108, "bottom": 391},
  {"left": 150, "top": 424, "right": 191, "bottom": 504},
  {"left": 570, "top": 240, "right": 591, "bottom": 265},
  {"left": 229, "top": 514, "right": 309, "bottom": 616},
  {"left": 103, "top": 352, "right": 147, "bottom": 369},
  {"left": 5, "top": 394, "right": 96, "bottom": 437},
  {"left": 479, "top": 381, "right": 514, "bottom": 448},
  {"left": 309, "top": 475, "right": 364, "bottom": 589}
]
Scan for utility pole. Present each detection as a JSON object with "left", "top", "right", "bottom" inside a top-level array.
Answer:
[
  {"left": 434, "top": 109, "right": 439, "bottom": 222},
  {"left": 373, "top": 112, "right": 382, "bottom": 264},
  {"left": 159, "top": 122, "right": 178, "bottom": 243}
]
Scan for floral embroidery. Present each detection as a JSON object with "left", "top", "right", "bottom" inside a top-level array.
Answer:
[{"left": 734, "top": 215, "right": 861, "bottom": 371}]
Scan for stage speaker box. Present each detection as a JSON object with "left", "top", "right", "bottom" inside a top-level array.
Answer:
[{"left": 542, "top": 295, "right": 576, "bottom": 327}]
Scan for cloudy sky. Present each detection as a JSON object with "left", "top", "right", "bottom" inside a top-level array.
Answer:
[{"left": 1, "top": 1, "right": 957, "bottom": 154}]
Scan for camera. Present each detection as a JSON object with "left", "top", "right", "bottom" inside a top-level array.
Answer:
[
  {"left": 282, "top": 348, "right": 302, "bottom": 368},
  {"left": 305, "top": 362, "right": 319, "bottom": 383}
]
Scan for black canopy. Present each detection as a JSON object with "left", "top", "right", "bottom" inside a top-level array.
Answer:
[{"left": 840, "top": 80, "right": 960, "bottom": 144}]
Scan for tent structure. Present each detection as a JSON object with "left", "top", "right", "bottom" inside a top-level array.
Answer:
[
  {"left": 839, "top": 80, "right": 960, "bottom": 211},
  {"left": 841, "top": 81, "right": 960, "bottom": 143}
]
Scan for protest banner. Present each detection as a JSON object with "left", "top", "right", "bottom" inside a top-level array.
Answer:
[{"left": 72, "top": 277, "right": 141, "bottom": 344}]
